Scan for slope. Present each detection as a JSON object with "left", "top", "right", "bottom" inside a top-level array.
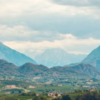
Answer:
[
  {"left": 0, "top": 42, "right": 36, "bottom": 66},
  {"left": 82, "top": 46, "right": 100, "bottom": 69}
]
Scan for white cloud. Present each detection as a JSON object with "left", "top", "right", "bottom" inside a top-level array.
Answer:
[
  {"left": 0, "top": 0, "right": 100, "bottom": 59},
  {"left": 0, "top": 0, "right": 100, "bottom": 40},
  {"left": 0, "top": 24, "right": 100, "bottom": 58},
  {"left": 0, "top": 0, "right": 99, "bottom": 18},
  {"left": 0, "top": 24, "right": 99, "bottom": 57},
  {"left": 51, "top": 0, "right": 100, "bottom": 7},
  {"left": 0, "top": 25, "right": 66, "bottom": 42},
  {"left": 3, "top": 34, "right": 100, "bottom": 58}
]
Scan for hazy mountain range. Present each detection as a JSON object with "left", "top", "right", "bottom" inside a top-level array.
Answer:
[
  {"left": 0, "top": 42, "right": 87, "bottom": 67},
  {"left": 0, "top": 42, "right": 36, "bottom": 66},
  {"left": 0, "top": 42, "right": 100, "bottom": 70},
  {"left": 0, "top": 42, "right": 100, "bottom": 69},
  {"left": 35, "top": 48, "right": 87, "bottom": 67}
]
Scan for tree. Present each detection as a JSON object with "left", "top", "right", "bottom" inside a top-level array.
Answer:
[
  {"left": 75, "top": 93, "right": 98, "bottom": 100},
  {"left": 62, "top": 95, "right": 71, "bottom": 100},
  {"left": 40, "top": 96, "right": 48, "bottom": 100},
  {"left": 31, "top": 92, "right": 36, "bottom": 96},
  {"left": 32, "top": 96, "right": 41, "bottom": 100}
]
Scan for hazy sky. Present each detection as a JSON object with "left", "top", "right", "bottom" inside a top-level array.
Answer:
[{"left": 0, "top": 0, "right": 100, "bottom": 58}]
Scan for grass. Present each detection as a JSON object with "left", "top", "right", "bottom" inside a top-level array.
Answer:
[{"left": 28, "top": 85, "right": 74, "bottom": 93}]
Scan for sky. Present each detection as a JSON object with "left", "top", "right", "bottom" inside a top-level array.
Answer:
[{"left": 0, "top": 0, "right": 100, "bottom": 58}]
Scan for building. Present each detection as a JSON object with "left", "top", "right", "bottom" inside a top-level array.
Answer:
[
  {"left": 90, "top": 90, "right": 97, "bottom": 92},
  {"left": 90, "top": 80, "right": 93, "bottom": 82},
  {"left": 58, "top": 84, "right": 63, "bottom": 87},
  {"left": 5, "top": 85, "right": 17, "bottom": 89},
  {"left": 56, "top": 93, "right": 61, "bottom": 97},
  {"left": 36, "top": 94, "right": 39, "bottom": 96},
  {"left": 83, "top": 86, "right": 90, "bottom": 88},
  {"left": 48, "top": 93, "right": 61, "bottom": 98},
  {"left": 28, "top": 85, "right": 35, "bottom": 88},
  {"left": 91, "top": 86, "right": 97, "bottom": 89},
  {"left": 5, "top": 92, "right": 11, "bottom": 94},
  {"left": 48, "top": 93, "right": 56, "bottom": 97}
]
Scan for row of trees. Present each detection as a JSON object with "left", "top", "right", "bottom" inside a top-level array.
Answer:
[
  {"left": 53, "top": 92, "right": 100, "bottom": 100},
  {"left": 32, "top": 96, "right": 48, "bottom": 100},
  {"left": 20, "top": 92, "right": 48, "bottom": 100}
]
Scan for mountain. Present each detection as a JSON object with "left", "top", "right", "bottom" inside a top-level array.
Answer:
[
  {"left": 82, "top": 46, "right": 100, "bottom": 69},
  {"left": 50, "top": 66, "right": 88, "bottom": 79},
  {"left": 69, "top": 63, "right": 100, "bottom": 79},
  {"left": 51, "top": 63, "right": 100, "bottom": 79},
  {"left": 0, "top": 59, "right": 100, "bottom": 82},
  {"left": 19, "top": 63, "right": 99, "bottom": 80},
  {"left": 35, "top": 48, "right": 86, "bottom": 67},
  {"left": 0, "top": 60, "right": 19, "bottom": 76},
  {"left": 18, "top": 63, "right": 50, "bottom": 77},
  {"left": 0, "top": 42, "right": 36, "bottom": 66}
]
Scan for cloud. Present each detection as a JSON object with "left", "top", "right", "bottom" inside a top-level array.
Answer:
[
  {"left": 0, "top": 0, "right": 100, "bottom": 59},
  {"left": 3, "top": 34, "right": 100, "bottom": 58},
  {"left": 0, "top": 0, "right": 71, "bottom": 17},
  {"left": 51, "top": 0, "right": 100, "bottom": 7},
  {"left": 0, "top": 24, "right": 100, "bottom": 44},
  {"left": 0, "top": 0, "right": 100, "bottom": 40},
  {"left": 0, "top": 25, "right": 69, "bottom": 42},
  {"left": 0, "top": 0, "right": 99, "bottom": 18}
]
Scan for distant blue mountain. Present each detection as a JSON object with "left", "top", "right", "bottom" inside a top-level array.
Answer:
[
  {"left": 0, "top": 42, "right": 36, "bottom": 66},
  {"left": 35, "top": 48, "right": 86, "bottom": 67},
  {"left": 82, "top": 46, "right": 100, "bottom": 69}
]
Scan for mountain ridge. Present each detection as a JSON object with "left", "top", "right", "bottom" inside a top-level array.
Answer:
[
  {"left": 0, "top": 42, "right": 36, "bottom": 66},
  {"left": 0, "top": 59, "right": 99, "bottom": 81},
  {"left": 82, "top": 46, "right": 100, "bottom": 69}
]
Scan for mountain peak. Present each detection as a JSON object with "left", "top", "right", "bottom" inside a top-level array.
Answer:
[{"left": 35, "top": 48, "right": 86, "bottom": 67}]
